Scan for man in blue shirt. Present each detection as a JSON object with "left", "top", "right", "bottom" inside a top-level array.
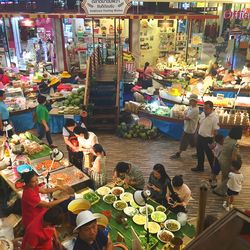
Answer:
[
  {"left": 0, "top": 90, "right": 13, "bottom": 138},
  {"left": 73, "top": 210, "right": 113, "bottom": 250}
]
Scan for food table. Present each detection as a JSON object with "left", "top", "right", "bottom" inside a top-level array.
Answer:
[{"left": 77, "top": 186, "right": 196, "bottom": 249}]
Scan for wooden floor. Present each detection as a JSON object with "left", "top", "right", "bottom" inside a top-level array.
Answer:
[
  {"left": 52, "top": 132, "right": 250, "bottom": 220},
  {"left": 95, "top": 64, "right": 117, "bottom": 82}
]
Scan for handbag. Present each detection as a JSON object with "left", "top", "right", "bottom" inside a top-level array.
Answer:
[{"left": 167, "top": 182, "right": 181, "bottom": 203}]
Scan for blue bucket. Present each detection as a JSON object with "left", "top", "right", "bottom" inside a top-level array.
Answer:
[{"left": 16, "top": 164, "right": 32, "bottom": 175}]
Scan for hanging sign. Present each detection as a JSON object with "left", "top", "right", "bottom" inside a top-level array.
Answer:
[
  {"left": 81, "top": 0, "right": 131, "bottom": 16},
  {"left": 224, "top": 9, "right": 250, "bottom": 19}
]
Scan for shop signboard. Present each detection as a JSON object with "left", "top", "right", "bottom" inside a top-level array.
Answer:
[
  {"left": 81, "top": 0, "right": 131, "bottom": 16},
  {"left": 224, "top": 9, "right": 250, "bottom": 20}
]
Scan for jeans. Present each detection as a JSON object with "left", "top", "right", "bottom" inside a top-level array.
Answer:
[
  {"left": 37, "top": 123, "right": 53, "bottom": 145},
  {"left": 196, "top": 135, "right": 214, "bottom": 169}
]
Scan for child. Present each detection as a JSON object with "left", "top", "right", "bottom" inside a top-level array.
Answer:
[
  {"left": 209, "top": 134, "right": 224, "bottom": 188},
  {"left": 223, "top": 157, "right": 243, "bottom": 211},
  {"left": 89, "top": 144, "right": 106, "bottom": 189}
]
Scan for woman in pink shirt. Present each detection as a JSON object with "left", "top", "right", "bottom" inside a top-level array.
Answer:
[{"left": 142, "top": 62, "right": 153, "bottom": 89}]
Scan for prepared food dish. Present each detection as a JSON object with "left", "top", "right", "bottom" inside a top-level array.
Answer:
[
  {"left": 139, "top": 205, "right": 155, "bottom": 215},
  {"left": 130, "top": 200, "right": 140, "bottom": 209},
  {"left": 111, "top": 187, "right": 124, "bottom": 196},
  {"left": 123, "top": 206, "right": 138, "bottom": 217},
  {"left": 113, "top": 200, "right": 128, "bottom": 211},
  {"left": 156, "top": 205, "right": 167, "bottom": 213},
  {"left": 132, "top": 214, "right": 146, "bottom": 225},
  {"left": 83, "top": 191, "right": 100, "bottom": 204},
  {"left": 144, "top": 222, "right": 161, "bottom": 234},
  {"left": 151, "top": 211, "right": 167, "bottom": 223},
  {"left": 157, "top": 230, "right": 174, "bottom": 243},
  {"left": 120, "top": 192, "right": 133, "bottom": 202},
  {"left": 164, "top": 219, "right": 181, "bottom": 232},
  {"left": 96, "top": 186, "right": 111, "bottom": 196},
  {"left": 36, "top": 160, "right": 60, "bottom": 171},
  {"left": 50, "top": 173, "right": 72, "bottom": 185},
  {"left": 103, "top": 194, "right": 117, "bottom": 204}
]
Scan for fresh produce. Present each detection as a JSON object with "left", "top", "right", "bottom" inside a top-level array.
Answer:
[
  {"left": 117, "top": 122, "right": 158, "bottom": 140},
  {"left": 63, "top": 88, "right": 84, "bottom": 107},
  {"left": 123, "top": 51, "right": 134, "bottom": 62},
  {"left": 139, "top": 234, "right": 158, "bottom": 249}
]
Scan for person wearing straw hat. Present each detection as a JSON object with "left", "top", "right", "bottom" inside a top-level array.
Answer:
[
  {"left": 73, "top": 210, "right": 113, "bottom": 250},
  {"left": 170, "top": 94, "right": 199, "bottom": 159}
]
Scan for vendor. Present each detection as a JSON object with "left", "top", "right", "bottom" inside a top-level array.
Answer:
[
  {"left": 166, "top": 175, "right": 191, "bottom": 213},
  {"left": 60, "top": 71, "right": 78, "bottom": 84},
  {"left": 113, "top": 162, "right": 145, "bottom": 190},
  {"left": 0, "top": 90, "right": 13, "bottom": 138},
  {"left": 21, "top": 206, "right": 65, "bottom": 250},
  {"left": 147, "top": 164, "right": 171, "bottom": 204},
  {"left": 142, "top": 62, "right": 154, "bottom": 89},
  {"left": 240, "top": 62, "right": 250, "bottom": 84},
  {"left": 222, "top": 69, "right": 235, "bottom": 84},
  {"left": 21, "top": 170, "right": 71, "bottom": 228},
  {"left": 206, "top": 62, "right": 219, "bottom": 76},
  {"left": 9, "top": 62, "right": 19, "bottom": 74},
  {"left": 0, "top": 68, "right": 10, "bottom": 87},
  {"left": 73, "top": 210, "right": 113, "bottom": 250}
]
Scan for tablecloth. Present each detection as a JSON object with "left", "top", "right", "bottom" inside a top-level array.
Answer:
[
  {"left": 10, "top": 111, "right": 35, "bottom": 133},
  {"left": 212, "top": 91, "right": 249, "bottom": 98},
  {"left": 49, "top": 115, "right": 81, "bottom": 134}
]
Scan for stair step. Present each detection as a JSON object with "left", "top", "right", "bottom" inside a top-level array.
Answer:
[
  {"left": 93, "top": 106, "right": 117, "bottom": 111},
  {"left": 90, "top": 114, "right": 117, "bottom": 120}
]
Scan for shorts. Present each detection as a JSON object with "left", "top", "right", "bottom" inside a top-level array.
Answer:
[
  {"left": 227, "top": 188, "right": 239, "bottom": 196},
  {"left": 179, "top": 132, "right": 196, "bottom": 151}
]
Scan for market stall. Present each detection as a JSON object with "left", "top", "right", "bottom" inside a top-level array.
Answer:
[
  {"left": 125, "top": 101, "right": 250, "bottom": 140},
  {"left": 65, "top": 185, "right": 196, "bottom": 249}
]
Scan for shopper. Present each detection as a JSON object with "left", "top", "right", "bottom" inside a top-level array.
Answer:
[
  {"left": 166, "top": 175, "right": 191, "bottom": 213},
  {"left": 222, "top": 69, "right": 235, "bottom": 84},
  {"left": 89, "top": 144, "right": 106, "bottom": 189},
  {"left": 21, "top": 170, "right": 70, "bottom": 228},
  {"left": 213, "top": 126, "right": 243, "bottom": 196},
  {"left": 63, "top": 119, "right": 84, "bottom": 170},
  {"left": 0, "top": 90, "right": 13, "bottom": 138},
  {"left": 170, "top": 94, "right": 199, "bottom": 159},
  {"left": 21, "top": 206, "right": 65, "bottom": 250},
  {"left": 9, "top": 62, "right": 19, "bottom": 74},
  {"left": 147, "top": 164, "right": 171, "bottom": 204},
  {"left": 223, "top": 157, "right": 243, "bottom": 211},
  {"left": 191, "top": 101, "right": 219, "bottom": 172},
  {"left": 73, "top": 210, "right": 113, "bottom": 250},
  {"left": 35, "top": 95, "right": 55, "bottom": 147},
  {"left": 0, "top": 68, "right": 10, "bottom": 86},
  {"left": 113, "top": 162, "right": 145, "bottom": 190},
  {"left": 209, "top": 134, "right": 224, "bottom": 188}
]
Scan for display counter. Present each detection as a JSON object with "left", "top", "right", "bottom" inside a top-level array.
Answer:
[{"left": 212, "top": 87, "right": 250, "bottom": 98}]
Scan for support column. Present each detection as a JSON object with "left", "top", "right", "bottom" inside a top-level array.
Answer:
[
  {"left": 130, "top": 19, "right": 140, "bottom": 68},
  {"left": 53, "top": 18, "right": 67, "bottom": 72}
]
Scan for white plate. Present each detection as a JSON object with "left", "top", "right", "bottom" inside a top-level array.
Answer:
[
  {"left": 164, "top": 219, "right": 181, "bottom": 232},
  {"left": 139, "top": 204, "right": 155, "bottom": 215},
  {"left": 157, "top": 230, "right": 174, "bottom": 243},
  {"left": 96, "top": 186, "right": 111, "bottom": 196},
  {"left": 113, "top": 200, "right": 128, "bottom": 211},
  {"left": 124, "top": 206, "right": 138, "bottom": 217},
  {"left": 151, "top": 211, "right": 167, "bottom": 223},
  {"left": 144, "top": 222, "right": 161, "bottom": 234},
  {"left": 120, "top": 192, "right": 133, "bottom": 202},
  {"left": 111, "top": 187, "right": 124, "bottom": 196},
  {"left": 132, "top": 214, "right": 146, "bottom": 225}
]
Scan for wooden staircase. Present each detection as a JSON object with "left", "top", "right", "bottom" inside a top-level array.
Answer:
[{"left": 84, "top": 48, "right": 122, "bottom": 131}]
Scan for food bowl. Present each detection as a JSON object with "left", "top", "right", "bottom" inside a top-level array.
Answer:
[
  {"left": 16, "top": 164, "right": 32, "bottom": 175},
  {"left": 111, "top": 187, "right": 124, "bottom": 196},
  {"left": 157, "top": 230, "right": 174, "bottom": 243},
  {"left": 151, "top": 211, "right": 167, "bottom": 223},
  {"left": 113, "top": 200, "right": 128, "bottom": 211},
  {"left": 164, "top": 219, "right": 181, "bottom": 232},
  {"left": 139, "top": 204, "right": 155, "bottom": 215},
  {"left": 103, "top": 194, "right": 117, "bottom": 204},
  {"left": 144, "top": 222, "right": 161, "bottom": 234},
  {"left": 67, "top": 198, "right": 91, "bottom": 214}
]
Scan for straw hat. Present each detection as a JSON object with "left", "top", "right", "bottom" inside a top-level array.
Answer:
[
  {"left": 188, "top": 93, "right": 198, "bottom": 102},
  {"left": 73, "top": 210, "right": 100, "bottom": 231},
  {"left": 60, "top": 71, "right": 71, "bottom": 78},
  {"left": 48, "top": 77, "right": 60, "bottom": 86}
]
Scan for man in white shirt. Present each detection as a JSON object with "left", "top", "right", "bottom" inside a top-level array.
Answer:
[
  {"left": 170, "top": 94, "right": 199, "bottom": 159},
  {"left": 191, "top": 101, "right": 220, "bottom": 172}
]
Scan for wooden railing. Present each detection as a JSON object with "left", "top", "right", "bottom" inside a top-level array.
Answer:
[{"left": 83, "top": 46, "right": 101, "bottom": 106}]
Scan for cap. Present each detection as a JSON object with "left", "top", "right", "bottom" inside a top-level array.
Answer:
[
  {"left": 73, "top": 210, "right": 100, "bottom": 231},
  {"left": 188, "top": 94, "right": 198, "bottom": 102}
]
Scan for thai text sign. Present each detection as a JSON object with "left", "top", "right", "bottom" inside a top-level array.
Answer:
[
  {"left": 224, "top": 9, "right": 250, "bottom": 20},
  {"left": 81, "top": 0, "right": 131, "bottom": 16}
]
